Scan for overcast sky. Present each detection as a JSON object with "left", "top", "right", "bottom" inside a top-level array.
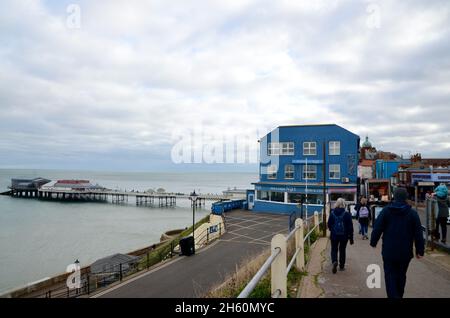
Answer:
[{"left": 1, "top": 0, "right": 449, "bottom": 172}]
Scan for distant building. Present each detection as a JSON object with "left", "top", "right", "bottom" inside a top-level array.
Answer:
[
  {"left": 375, "top": 159, "right": 410, "bottom": 179},
  {"left": 360, "top": 136, "right": 401, "bottom": 161},
  {"left": 223, "top": 188, "right": 247, "bottom": 199},
  {"left": 395, "top": 158, "right": 450, "bottom": 200},
  {"left": 358, "top": 136, "right": 407, "bottom": 200},
  {"left": 248, "top": 124, "right": 359, "bottom": 215},
  {"left": 358, "top": 159, "right": 375, "bottom": 179},
  {"left": 10, "top": 178, "right": 50, "bottom": 190},
  {"left": 360, "top": 136, "right": 377, "bottom": 160},
  {"left": 42, "top": 180, "right": 104, "bottom": 191}
]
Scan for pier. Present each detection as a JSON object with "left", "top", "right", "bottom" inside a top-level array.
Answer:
[{"left": 4, "top": 188, "right": 227, "bottom": 208}]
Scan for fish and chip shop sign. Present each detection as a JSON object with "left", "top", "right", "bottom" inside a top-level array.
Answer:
[
  {"left": 255, "top": 185, "right": 323, "bottom": 194},
  {"left": 412, "top": 173, "right": 450, "bottom": 184}
]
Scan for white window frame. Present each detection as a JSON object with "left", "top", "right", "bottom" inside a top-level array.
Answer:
[
  {"left": 285, "top": 164, "right": 295, "bottom": 179},
  {"left": 269, "top": 142, "right": 294, "bottom": 156},
  {"left": 268, "top": 143, "right": 280, "bottom": 156},
  {"left": 281, "top": 142, "right": 295, "bottom": 155},
  {"left": 329, "top": 141, "right": 340, "bottom": 156},
  {"left": 257, "top": 190, "right": 270, "bottom": 201},
  {"left": 303, "top": 142, "right": 317, "bottom": 156},
  {"left": 329, "top": 164, "right": 341, "bottom": 180},
  {"left": 267, "top": 165, "right": 277, "bottom": 179},
  {"left": 303, "top": 165, "right": 317, "bottom": 180}
]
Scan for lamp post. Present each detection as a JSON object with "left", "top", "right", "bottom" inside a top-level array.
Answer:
[{"left": 189, "top": 190, "right": 199, "bottom": 254}]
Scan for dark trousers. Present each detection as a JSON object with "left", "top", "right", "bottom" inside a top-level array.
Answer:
[
  {"left": 360, "top": 223, "right": 369, "bottom": 236},
  {"left": 331, "top": 238, "right": 348, "bottom": 267},
  {"left": 383, "top": 259, "right": 411, "bottom": 298},
  {"left": 436, "top": 217, "right": 447, "bottom": 242}
]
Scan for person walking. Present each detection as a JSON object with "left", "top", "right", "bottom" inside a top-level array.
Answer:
[
  {"left": 328, "top": 198, "right": 354, "bottom": 274},
  {"left": 370, "top": 188, "right": 425, "bottom": 298},
  {"left": 354, "top": 196, "right": 364, "bottom": 235},
  {"left": 434, "top": 183, "right": 449, "bottom": 244},
  {"left": 355, "top": 197, "right": 371, "bottom": 240}
]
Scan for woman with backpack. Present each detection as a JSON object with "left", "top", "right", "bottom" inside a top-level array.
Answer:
[
  {"left": 328, "top": 198, "right": 354, "bottom": 274},
  {"left": 356, "top": 197, "right": 371, "bottom": 240}
]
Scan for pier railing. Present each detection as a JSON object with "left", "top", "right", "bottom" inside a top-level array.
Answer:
[
  {"left": 238, "top": 211, "right": 324, "bottom": 298},
  {"left": 8, "top": 187, "right": 230, "bottom": 206}
]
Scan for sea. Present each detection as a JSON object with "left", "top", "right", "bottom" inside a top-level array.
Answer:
[{"left": 0, "top": 169, "right": 257, "bottom": 294}]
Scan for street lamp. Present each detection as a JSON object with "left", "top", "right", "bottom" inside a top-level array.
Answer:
[{"left": 189, "top": 190, "right": 199, "bottom": 254}]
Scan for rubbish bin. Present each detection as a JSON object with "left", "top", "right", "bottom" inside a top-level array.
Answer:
[{"left": 179, "top": 236, "right": 195, "bottom": 256}]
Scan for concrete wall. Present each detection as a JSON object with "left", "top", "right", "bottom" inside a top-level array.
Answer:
[{"left": 193, "top": 214, "right": 225, "bottom": 249}]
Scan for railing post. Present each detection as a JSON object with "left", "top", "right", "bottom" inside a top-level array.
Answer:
[
  {"left": 314, "top": 211, "right": 320, "bottom": 235},
  {"left": 146, "top": 252, "right": 150, "bottom": 269},
  {"left": 295, "top": 218, "right": 305, "bottom": 271},
  {"left": 119, "top": 263, "right": 123, "bottom": 281},
  {"left": 326, "top": 204, "right": 330, "bottom": 237},
  {"left": 271, "top": 234, "right": 287, "bottom": 298}
]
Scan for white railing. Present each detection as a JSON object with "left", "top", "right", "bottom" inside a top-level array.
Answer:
[{"left": 238, "top": 208, "right": 329, "bottom": 298}]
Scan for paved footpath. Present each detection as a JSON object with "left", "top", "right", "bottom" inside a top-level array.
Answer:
[
  {"left": 94, "top": 210, "right": 289, "bottom": 298},
  {"left": 316, "top": 220, "right": 450, "bottom": 298}
]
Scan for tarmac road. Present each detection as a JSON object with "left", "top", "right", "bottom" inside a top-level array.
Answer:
[{"left": 94, "top": 210, "right": 289, "bottom": 298}]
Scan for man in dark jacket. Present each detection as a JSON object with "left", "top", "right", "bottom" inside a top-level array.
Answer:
[
  {"left": 328, "top": 198, "right": 354, "bottom": 274},
  {"left": 370, "top": 188, "right": 425, "bottom": 298}
]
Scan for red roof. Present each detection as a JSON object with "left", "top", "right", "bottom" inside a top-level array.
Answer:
[
  {"left": 56, "top": 180, "right": 90, "bottom": 184},
  {"left": 360, "top": 160, "right": 375, "bottom": 167}
]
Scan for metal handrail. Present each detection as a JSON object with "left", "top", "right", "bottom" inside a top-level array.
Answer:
[
  {"left": 285, "top": 224, "right": 300, "bottom": 242},
  {"left": 286, "top": 211, "right": 322, "bottom": 275},
  {"left": 239, "top": 210, "right": 326, "bottom": 299},
  {"left": 237, "top": 247, "right": 281, "bottom": 298},
  {"left": 286, "top": 247, "right": 301, "bottom": 274},
  {"left": 304, "top": 224, "right": 319, "bottom": 243}
]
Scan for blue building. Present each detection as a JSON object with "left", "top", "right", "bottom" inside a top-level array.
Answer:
[
  {"left": 375, "top": 159, "right": 410, "bottom": 180},
  {"left": 247, "top": 124, "right": 360, "bottom": 215}
]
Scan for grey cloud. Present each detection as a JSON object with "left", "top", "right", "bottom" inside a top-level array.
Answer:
[{"left": 0, "top": 0, "right": 449, "bottom": 171}]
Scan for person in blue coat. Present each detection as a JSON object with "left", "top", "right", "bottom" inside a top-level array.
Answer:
[
  {"left": 370, "top": 187, "right": 425, "bottom": 298},
  {"left": 328, "top": 198, "right": 354, "bottom": 274}
]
